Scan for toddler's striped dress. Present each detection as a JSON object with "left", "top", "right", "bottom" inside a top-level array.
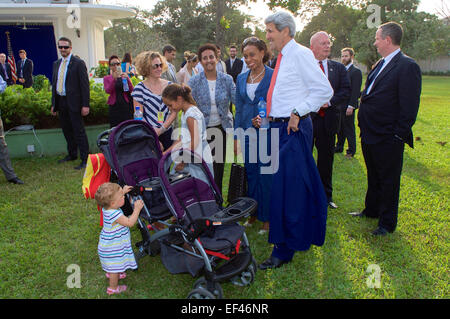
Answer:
[{"left": 98, "top": 208, "right": 137, "bottom": 273}]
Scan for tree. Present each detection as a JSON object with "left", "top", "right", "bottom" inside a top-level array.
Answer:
[
  {"left": 104, "top": 9, "right": 168, "bottom": 59},
  {"left": 296, "top": 3, "right": 362, "bottom": 57},
  {"left": 350, "top": 0, "right": 450, "bottom": 69},
  {"left": 151, "top": 0, "right": 255, "bottom": 59}
]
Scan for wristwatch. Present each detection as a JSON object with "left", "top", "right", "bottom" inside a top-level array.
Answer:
[{"left": 291, "top": 108, "right": 300, "bottom": 118}]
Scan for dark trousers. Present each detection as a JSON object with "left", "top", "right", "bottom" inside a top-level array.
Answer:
[
  {"left": 336, "top": 107, "right": 356, "bottom": 155},
  {"left": 0, "top": 116, "right": 17, "bottom": 180},
  {"left": 207, "top": 124, "right": 226, "bottom": 195},
  {"left": 57, "top": 96, "right": 89, "bottom": 163},
  {"left": 361, "top": 139, "right": 405, "bottom": 232},
  {"left": 312, "top": 116, "right": 335, "bottom": 202}
]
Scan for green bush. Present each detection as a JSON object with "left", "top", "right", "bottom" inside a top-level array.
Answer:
[{"left": 0, "top": 76, "right": 109, "bottom": 130}]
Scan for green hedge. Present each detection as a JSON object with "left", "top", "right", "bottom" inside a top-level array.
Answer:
[{"left": 0, "top": 75, "right": 109, "bottom": 131}]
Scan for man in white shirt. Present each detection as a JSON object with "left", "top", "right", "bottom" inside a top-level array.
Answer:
[{"left": 258, "top": 11, "right": 333, "bottom": 270}]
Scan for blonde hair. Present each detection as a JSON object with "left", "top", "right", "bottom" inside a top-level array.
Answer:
[
  {"left": 134, "top": 51, "right": 168, "bottom": 77},
  {"left": 94, "top": 182, "right": 121, "bottom": 209}
]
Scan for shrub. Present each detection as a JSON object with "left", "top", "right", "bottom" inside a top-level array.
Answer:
[{"left": 0, "top": 76, "right": 109, "bottom": 130}]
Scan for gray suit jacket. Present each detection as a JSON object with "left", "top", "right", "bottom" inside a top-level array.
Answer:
[{"left": 161, "top": 62, "right": 178, "bottom": 83}]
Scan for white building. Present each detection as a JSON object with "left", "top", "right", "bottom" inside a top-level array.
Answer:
[{"left": 0, "top": 0, "right": 135, "bottom": 79}]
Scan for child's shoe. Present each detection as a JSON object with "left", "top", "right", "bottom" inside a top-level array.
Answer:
[{"left": 106, "top": 285, "right": 127, "bottom": 295}]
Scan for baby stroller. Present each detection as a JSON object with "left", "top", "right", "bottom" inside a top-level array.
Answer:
[
  {"left": 97, "top": 120, "right": 258, "bottom": 298},
  {"left": 96, "top": 119, "right": 175, "bottom": 259},
  {"left": 157, "top": 148, "right": 258, "bottom": 299}
]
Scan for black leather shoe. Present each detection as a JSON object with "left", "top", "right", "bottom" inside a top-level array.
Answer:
[
  {"left": 74, "top": 162, "right": 87, "bottom": 170},
  {"left": 258, "top": 256, "right": 290, "bottom": 270},
  {"left": 328, "top": 201, "right": 338, "bottom": 209},
  {"left": 348, "top": 211, "right": 378, "bottom": 219},
  {"left": 58, "top": 156, "right": 77, "bottom": 164},
  {"left": 8, "top": 177, "right": 24, "bottom": 185},
  {"left": 371, "top": 226, "right": 389, "bottom": 236}
]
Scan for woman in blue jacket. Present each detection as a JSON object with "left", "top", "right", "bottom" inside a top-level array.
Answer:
[
  {"left": 188, "top": 44, "right": 235, "bottom": 194},
  {"left": 235, "top": 37, "right": 274, "bottom": 234}
]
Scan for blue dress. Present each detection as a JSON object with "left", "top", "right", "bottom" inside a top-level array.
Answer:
[
  {"left": 235, "top": 66, "right": 274, "bottom": 222},
  {"left": 98, "top": 208, "right": 137, "bottom": 273}
]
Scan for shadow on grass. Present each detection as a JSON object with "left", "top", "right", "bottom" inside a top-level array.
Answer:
[{"left": 402, "top": 151, "right": 441, "bottom": 192}]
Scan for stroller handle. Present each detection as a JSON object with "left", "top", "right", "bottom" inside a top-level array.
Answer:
[{"left": 96, "top": 128, "right": 113, "bottom": 148}]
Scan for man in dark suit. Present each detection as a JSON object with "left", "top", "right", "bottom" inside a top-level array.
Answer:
[
  {"left": 350, "top": 22, "right": 421, "bottom": 236},
  {"left": 225, "top": 45, "right": 243, "bottom": 83},
  {"left": 18, "top": 50, "right": 33, "bottom": 88},
  {"left": 335, "top": 47, "right": 362, "bottom": 158},
  {"left": 0, "top": 53, "right": 13, "bottom": 86},
  {"left": 310, "top": 31, "right": 351, "bottom": 209},
  {"left": 51, "top": 37, "right": 90, "bottom": 170}
]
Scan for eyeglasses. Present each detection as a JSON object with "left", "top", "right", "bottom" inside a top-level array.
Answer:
[
  {"left": 110, "top": 62, "right": 120, "bottom": 66},
  {"left": 187, "top": 55, "right": 198, "bottom": 62},
  {"left": 242, "top": 37, "right": 260, "bottom": 47},
  {"left": 152, "top": 63, "right": 163, "bottom": 69},
  {"left": 58, "top": 46, "right": 70, "bottom": 50}
]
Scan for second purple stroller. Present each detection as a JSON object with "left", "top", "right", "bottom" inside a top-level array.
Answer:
[{"left": 156, "top": 149, "right": 258, "bottom": 299}]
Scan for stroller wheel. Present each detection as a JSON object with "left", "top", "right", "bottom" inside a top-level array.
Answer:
[
  {"left": 230, "top": 265, "right": 255, "bottom": 287},
  {"left": 192, "top": 277, "right": 223, "bottom": 299},
  {"left": 248, "top": 256, "right": 258, "bottom": 274},
  {"left": 187, "top": 287, "right": 216, "bottom": 299}
]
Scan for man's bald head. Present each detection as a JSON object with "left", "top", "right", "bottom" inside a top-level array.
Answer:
[{"left": 310, "top": 31, "right": 332, "bottom": 60}]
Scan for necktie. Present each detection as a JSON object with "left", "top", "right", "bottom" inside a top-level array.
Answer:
[
  {"left": 57, "top": 59, "right": 67, "bottom": 95},
  {"left": 366, "top": 58, "right": 385, "bottom": 88},
  {"left": 318, "top": 61, "right": 326, "bottom": 117},
  {"left": 2, "top": 64, "right": 7, "bottom": 80},
  {"left": 266, "top": 52, "right": 282, "bottom": 117}
]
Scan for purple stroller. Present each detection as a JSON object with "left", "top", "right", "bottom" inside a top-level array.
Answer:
[
  {"left": 97, "top": 120, "right": 258, "bottom": 298},
  {"left": 157, "top": 148, "right": 258, "bottom": 299}
]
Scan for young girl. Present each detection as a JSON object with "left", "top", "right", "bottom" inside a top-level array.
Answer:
[
  {"left": 95, "top": 182, "right": 144, "bottom": 295},
  {"left": 161, "top": 83, "right": 214, "bottom": 180}
]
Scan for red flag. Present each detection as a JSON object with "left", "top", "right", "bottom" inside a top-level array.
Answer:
[{"left": 5, "top": 31, "right": 17, "bottom": 83}]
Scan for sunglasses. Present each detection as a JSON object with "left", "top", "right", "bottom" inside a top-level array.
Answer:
[
  {"left": 152, "top": 63, "right": 163, "bottom": 69},
  {"left": 58, "top": 46, "right": 70, "bottom": 49},
  {"left": 242, "top": 37, "right": 260, "bottom": 47},
  {"left": 110, "top": 62, "right": 121, "bottom": 66}
]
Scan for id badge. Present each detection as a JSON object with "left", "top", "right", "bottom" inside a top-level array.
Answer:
[{"left": 157, "top": 111, "right": 165, "bottom": 124}]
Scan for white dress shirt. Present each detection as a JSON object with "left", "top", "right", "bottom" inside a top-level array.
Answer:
[
  {"left": 366, "top": 48, "right": 400, "bottom": 94},
  {"left": 269, "top": 39, "right": 333, "bottom": 117}
]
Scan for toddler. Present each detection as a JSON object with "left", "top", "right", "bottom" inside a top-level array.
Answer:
[{"left": 95, "top": 182, "right": 144, "bottom": 295}]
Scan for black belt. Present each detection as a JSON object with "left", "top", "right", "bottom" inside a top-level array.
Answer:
[{"left": 269, "top": 114, "right": 310, "bottom": 122}]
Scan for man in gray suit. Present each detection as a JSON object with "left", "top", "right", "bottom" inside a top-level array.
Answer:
[
  {"left": 161, "top": 45, "right": 178, "bottom": 83},
  {"left": 0, "top": 76, "right": 24, "bottom": 184}
]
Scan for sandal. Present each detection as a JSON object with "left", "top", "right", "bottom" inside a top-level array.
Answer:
[
  {"left": 106, "top": 285, "right": 127, "bottom": 295},
  {"left": 106, "top": 272, "right": 127, "bottom": 280}
]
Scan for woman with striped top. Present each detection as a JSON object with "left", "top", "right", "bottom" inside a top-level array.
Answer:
[
  {"left": 95, "top": 182, "right": 144, "bottom": 295},
  {"left": 131, "top": 51, "right": 178, "bottom": 150}
]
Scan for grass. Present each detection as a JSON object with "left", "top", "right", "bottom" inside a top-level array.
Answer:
[{"left": 0, "top": 76, "right": 448, "bottom": 299}]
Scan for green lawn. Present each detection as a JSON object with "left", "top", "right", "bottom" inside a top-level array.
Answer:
[{"left": 0, "top": 76, "right": 448, "bottom": 299}]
